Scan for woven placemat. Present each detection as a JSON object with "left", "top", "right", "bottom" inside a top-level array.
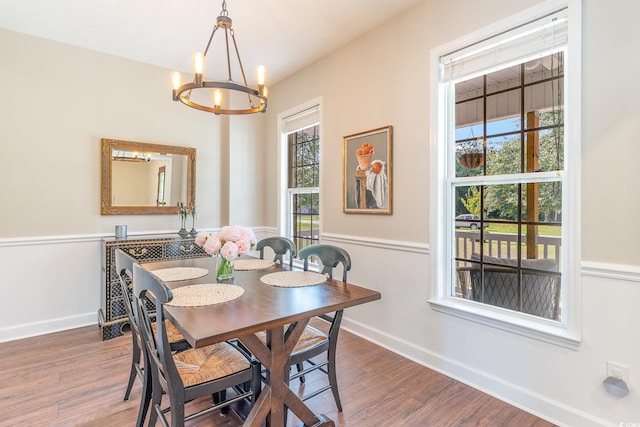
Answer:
[
  {"left": 260, "top": 271, "right": 326, "bottom": 288},
  {"left": 166, "top": 284, "right": 244, "bottom": 307},
  {"left": 234, "top": 259, "right": 275, "bottom": 271},
  {"left": 151, "top": 267, "right": 209, "bottom": 282}
]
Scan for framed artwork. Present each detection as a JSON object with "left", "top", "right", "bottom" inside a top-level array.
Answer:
[{"left": 342, "top": 125, "right": 392, "bottom": 214}]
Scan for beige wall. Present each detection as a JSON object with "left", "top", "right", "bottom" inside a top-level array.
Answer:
[
  {"left": 581, "top": 0, "right": 640, "bottom": 264},
  {"left": 0, "top": 27, "right": 265, "bottom": 237},
  {"left": 264, "top": 0, "right": 640, "bottom": 424}
]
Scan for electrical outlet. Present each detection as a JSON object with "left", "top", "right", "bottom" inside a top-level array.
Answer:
[{"left": 607, "top": 361, "right": 629, "bottom": 383}]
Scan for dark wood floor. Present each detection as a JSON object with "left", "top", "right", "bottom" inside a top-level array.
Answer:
[{"left": 0, "top": 322, "right": 555, "bottom": 427}]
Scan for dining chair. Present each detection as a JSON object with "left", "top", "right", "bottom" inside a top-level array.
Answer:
[
  {"left": 114, "top": 249, "right": 190, "bottom": 427},
  {"left": 255, "top": 236, "right": 297, "bottom": 267},
  {"left": 132, "top": 263, "right": 261, "bottom": 427},
  {"left": 258, "top": 244, "right": 351, "bottom": 412}
]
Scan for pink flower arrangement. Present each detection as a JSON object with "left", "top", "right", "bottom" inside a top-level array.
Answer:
[{"left": 195, "top": 226, "right": 257, "bottom": 261}]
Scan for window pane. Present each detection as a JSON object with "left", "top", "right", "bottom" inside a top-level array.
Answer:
[
  {"left": 455, "top": 51, "right": 565, "bottom": 178},
  {"left": 486, "top": 90, "right": 521, "bottom": 132},
  {"left": 286, "top": 119, "right": 320, "bottom": 256},
  {"left": 288, "top": 125, "right": 320, "bottom": 189},
  {"left": 531, "top": 117, "right": 565, "bottom": 173},
  {"left": 485, "top": 135, "right": 521, "bottom": 175},
  {"left": 291, "top": 192, "right": 319, "bottom": 251},
  {"left": 454, "top": 182, "right": 562, "bottom": 320}
]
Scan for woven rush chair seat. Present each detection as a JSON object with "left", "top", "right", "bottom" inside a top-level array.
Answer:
[
  {"left": 152, "top": 320, "right": 185, "bottom": 343},
  {"left": 174, "top": 342, "right": 252, "bottom": 388},
  {"left": 255, "top": 326, "right": 327, "bottom": 354}
]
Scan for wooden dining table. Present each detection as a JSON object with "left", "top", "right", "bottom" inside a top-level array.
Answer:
[{"left": 137, "top": 256, "right": 381, "bottom": 427}]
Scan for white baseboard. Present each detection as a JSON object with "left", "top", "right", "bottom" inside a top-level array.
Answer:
[
  {"left": 0, "top": 312, "right": 98, "bottom": 343},
  {"left": 340, "top": 316, "right": 613, "bottom": 427}
]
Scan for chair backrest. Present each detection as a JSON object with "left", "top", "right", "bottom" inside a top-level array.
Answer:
[
  {"left": 469, "top": 267, "right": 561, "bottom": 320},
  {"left": 114, "top": 249, "right": 138, "bottom": 330},
  {"left": 256, "top": 237, "right": 297, "bottom": 267},
  {"left": 298, "top": 244, "right": 351, "bottom": 282},
  {"left": 132, "top": 264, "right": 181, "bottom": 393}
]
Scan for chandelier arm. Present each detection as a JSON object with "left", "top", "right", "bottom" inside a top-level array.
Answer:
[
  {"left": 224, "top": 28, "right": 232, "bottom": 81},
  {"left": 229, "top": 30, "right": 254, "bottom": 107},
  {"left": 203, "top": 26, "right": 220, "bottom": 57},
  {"left": 230, "top": 30, "right": 249, "bottom": 87}
]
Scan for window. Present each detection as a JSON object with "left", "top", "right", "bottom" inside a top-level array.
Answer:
[
  {"left": 156, "top": 166, "right": 166, "bottom": 206},
  {"left": 430, "top": 2, "right": 581, "bottom": 346},
  {"left": 280, "top": 103, "right": 321, "bottom": 253}
]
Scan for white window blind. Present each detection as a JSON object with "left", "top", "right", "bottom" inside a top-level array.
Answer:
[
  {"left": 283, "top": 105, "right": 320, "bottom": 134},
  {"left": 441, "top": 8, "right": 568, "bottom": 83}
]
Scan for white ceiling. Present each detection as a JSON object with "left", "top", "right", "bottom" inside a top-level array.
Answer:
[{"left": 0, "top": 0, "right": 423, "bottom": 85}]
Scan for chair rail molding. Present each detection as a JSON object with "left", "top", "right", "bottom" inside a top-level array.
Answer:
[
  {"left": 0, "top": 230, "right": 179, "bottom": 247},
  {"left": 581, "top": 261, "right": 640, "bottom": 283},
  {"left": 321, "top": 232, "right": 429, "bottom": 254}
]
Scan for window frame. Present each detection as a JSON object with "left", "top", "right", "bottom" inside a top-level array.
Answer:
[
  {"left": 277, "top": 98, "right": 323, "bottom": 263},
  {"left": 428, "top": 0, "right": 582, "bottom": 348}
]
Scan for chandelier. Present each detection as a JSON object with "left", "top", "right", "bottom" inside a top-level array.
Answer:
[{"left": 171, "top": 0, "right": 267, "bottom": 115}]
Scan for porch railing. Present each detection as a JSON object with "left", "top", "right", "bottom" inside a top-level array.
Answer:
[{"left": 455, "top": 230, "right": 562, "bottom": 267}]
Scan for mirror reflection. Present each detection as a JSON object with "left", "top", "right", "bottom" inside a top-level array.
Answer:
[{"left": 101, "top": 139, "right": 196, "bottom": 215}]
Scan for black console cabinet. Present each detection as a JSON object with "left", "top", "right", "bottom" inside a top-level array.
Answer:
[{"left": 99, "top": 234, "right": 208, "bottom": 340}]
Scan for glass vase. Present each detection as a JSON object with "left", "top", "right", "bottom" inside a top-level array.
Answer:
[{"left": 216, "top": 256, "right": 234, "bottom": 281}]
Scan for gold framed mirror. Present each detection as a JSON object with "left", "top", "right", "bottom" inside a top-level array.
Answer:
[{"left": 101, "top": 138, "right": 196, "bottom": 215}]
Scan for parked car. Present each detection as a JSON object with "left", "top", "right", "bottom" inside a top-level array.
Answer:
[{"left": 455, "top": 214, "right": 489, "bottom": 230}]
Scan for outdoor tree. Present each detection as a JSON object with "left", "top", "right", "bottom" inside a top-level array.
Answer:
[
  {"left": 461, "top": 186, "right": 481, "bottom": 217},
  {"left": 459, "top": 110, "right": 564, "bottom": 222}
]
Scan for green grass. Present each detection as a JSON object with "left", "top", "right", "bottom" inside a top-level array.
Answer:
[
  {"left": 295, "top": 216, "right": 320, "bottom": 232},
  {"left": 486, "top": 223, "right": 561, "bottom": 236}
]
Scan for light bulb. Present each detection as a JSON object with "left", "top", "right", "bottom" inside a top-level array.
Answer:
[
  {"left": 193, "top": 53, "right": 204, "bottom": 74},
  {"left": 171, "top": 71, "right": 181, "bottom": 90},
  {"left": 257, "top": 65, "right": 266, "bottom": 85},
  {"left": 214, "top": 89, "right": 222, "bottom": 108}
]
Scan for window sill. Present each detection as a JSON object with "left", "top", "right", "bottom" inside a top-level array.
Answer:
[{"left": 428, "top": 297, "right": 581, "bottom": 350}]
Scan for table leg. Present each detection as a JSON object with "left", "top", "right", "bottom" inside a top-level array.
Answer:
[{"left": 239, "top": 320, "right": 335, "bottom": 427}]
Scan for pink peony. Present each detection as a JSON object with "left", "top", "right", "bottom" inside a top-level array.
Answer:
[
  {"left": 194, "top": 230, "right": 209, "bottom": 246},
  {"left": 203, "top": 235, "right": 222, "bottom": 255},
  {"left": 220, "top": 226, "right": 243, "bottom": 243},
  {"left": 195, "top": 226, "right": 254, "bottom": 258},
  {"left": 220, "top": 241, "right": 239, "bottom": 260},
  {"left": 241, "top": 228, "right": 257, "bottom": 245},
  {"left": 235, "top": 239, "right": 251, "bottom": 256}
]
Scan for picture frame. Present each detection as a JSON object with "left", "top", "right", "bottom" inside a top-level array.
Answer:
[{"left": 342, "top": 125, "right": 393, "bottom": 214}]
